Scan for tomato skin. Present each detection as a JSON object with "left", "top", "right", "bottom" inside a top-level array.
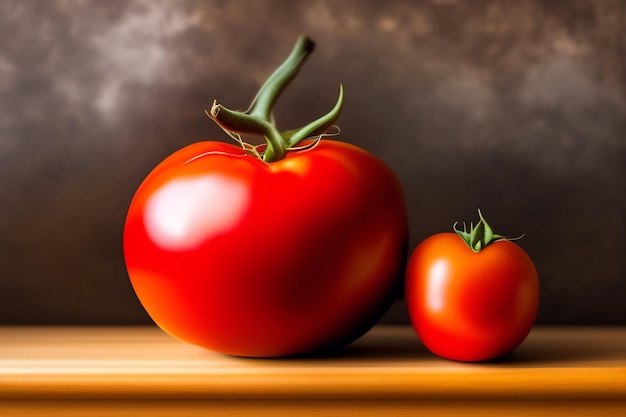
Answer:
[
  {"left": 405, "top": 232, "right": 539, "bottom": 362},
  {"left": 124, "top": 139, "right": 408, "bottom": 357}
]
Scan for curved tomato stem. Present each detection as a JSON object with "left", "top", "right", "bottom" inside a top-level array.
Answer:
[
  {"left": 454, "top": 209, "right": 523, "bottom": 253},
  {"left": 207, "top": 35, "right": 343, "bottom": 163},
  {"left": 209, "top": 102, "right": 285, "bottom": 161},
  {"left": 247, "top": 36, "right": 315, "bottom": 122}
]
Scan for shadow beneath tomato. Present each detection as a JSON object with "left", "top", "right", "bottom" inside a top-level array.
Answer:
[
  {"left": 467, "top": 327, "right": 626, "bottom": 367},
  {"left": 247, "top": 326, "right": 432, "bottom": 361},
  {"left": 227, "top": 326, "right": 626, "bottom": 364},
  {"left": 341, "top": 334, "right": 431, "bottom": 361},
  {"left": 289, "top": 339, "right": 431, "bottom": 361}
]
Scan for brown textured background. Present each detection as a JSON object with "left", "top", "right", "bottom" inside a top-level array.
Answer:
[{"left": 0, "top": 0, "right": 624, "bottom": 325}]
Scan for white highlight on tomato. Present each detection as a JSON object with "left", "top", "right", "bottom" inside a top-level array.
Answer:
[
  {"left": 144, "top": 175, "right": 249, "bottom": 250},
  {"left": 427, "top": 259, "right": 449, "bottom": 313}
]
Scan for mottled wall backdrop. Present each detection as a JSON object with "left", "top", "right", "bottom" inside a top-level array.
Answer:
[{"left": 1, "top": 0, "right": 624, "bottom": 325}]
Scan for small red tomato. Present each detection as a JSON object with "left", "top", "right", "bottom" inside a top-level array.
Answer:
[{"left": 405, "top": 210, "right": 539, "bottom": 362}]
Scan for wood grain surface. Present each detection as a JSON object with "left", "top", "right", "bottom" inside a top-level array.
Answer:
[{"left": 1, "top": 326, "right": 625, "bottom": 416}]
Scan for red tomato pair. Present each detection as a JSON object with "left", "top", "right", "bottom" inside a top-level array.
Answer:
[{"left": 124, "top": 36, "right": 539, "bottom": 360}]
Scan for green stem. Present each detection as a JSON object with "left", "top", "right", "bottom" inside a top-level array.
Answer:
[
  {"left": 207, "top": 36, "right": 343, "bottom": 163},
  {"left": 454, "top": 209, "right": 514, "bottom": 253},
  {"left": 247, "top": 36, "right": 315, "bottom": 121},
  {"left": 209, "top": 102, "right": 285, "bottom": 161}
]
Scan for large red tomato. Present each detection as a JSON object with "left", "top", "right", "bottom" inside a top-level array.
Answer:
[
  {"left": 124, "top": 140, "right": 407, "bottom": 357},
  {"left": 405, "top": 211, "right": 539, "bottom": 362},
  {"left": 123, "top": 36, "right": 408, "bottom": 357}
]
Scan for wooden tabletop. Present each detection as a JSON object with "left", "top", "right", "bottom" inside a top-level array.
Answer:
[{"left": 1, "top": 325, "right": 625, "bottom": 416}]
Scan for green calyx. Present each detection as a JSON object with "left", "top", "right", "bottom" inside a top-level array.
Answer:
[
  {"left": 207, "top": 35, "right": 343, "bottom": 163},
  {"left": 453, "top": 209, "right": 521, "bottom": 253}
]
